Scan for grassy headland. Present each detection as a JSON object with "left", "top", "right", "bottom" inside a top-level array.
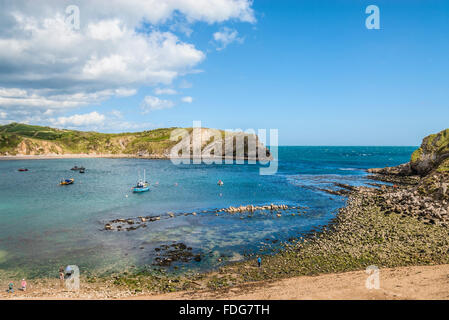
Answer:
[
  {"left": 0, "top": 123, "right": 269, "bottom": 159},
  {"left": 0, "top": 123, "right": 180, "bottom": 156}
]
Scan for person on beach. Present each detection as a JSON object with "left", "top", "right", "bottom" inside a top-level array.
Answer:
[
  {"left": 257, "top": 257, "right": 262, "bottom": 268},
  {"left": 59, "top": 266, "right": 65, "bottom": 287},
  {"left": 20, "top": 279, "right": 27, "bottom": 291},
  {"left": 6, "top": 281, "right": 14, "bottom": 293}
]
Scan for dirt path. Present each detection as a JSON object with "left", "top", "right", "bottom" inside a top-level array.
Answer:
[{"left": 134, "top": 264, "right": 449, "bottom": 300}]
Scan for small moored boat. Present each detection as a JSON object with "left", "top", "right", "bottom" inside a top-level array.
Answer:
[
  {"left": 18, "top": 168, "right": 28, "bottom": 172},
  {"left": 60, "top": 178, "right": 74, "bottom": 185},
  {"left": 133, "top": 169, "right": 149, "bottom": 193},
  {"left": 70, "top": 166, "right": 85, "bottom": 171},
  {"left": 79, "top": 169, "right": 85, "bottom": 173}
]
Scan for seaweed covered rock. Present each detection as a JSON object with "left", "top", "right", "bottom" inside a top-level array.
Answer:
[
  {"left": 367, "top": 162, "right": 412, "bottom": 176},
  {"left": 417, "top": 171, "right": 449, "bottom": 200}
]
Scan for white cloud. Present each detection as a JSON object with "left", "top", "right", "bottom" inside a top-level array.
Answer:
[
  {"left": 46, "top": 110, "right": 154, "bottom": 132},
  {"left": 104, "top": 120, "right": 156, "bottom": 132},
  {"left": 0, "top": 0, "right": 255, "bottom": 126},
  {"left": 75, "top": 0, "right": 256, "bottom": 25},
  {"left": 179, "top": 80, "right": 193, "bottom": 89},
  {"left": 50, "top": 111, "right": 105, "bottom": 127},
  {"left": 109, "top": 110, "right": 123, "bottom": 118},
  {"left": 0, "top": 20, "right": 204, "bottom": 110},
  {"left": 213, "top": 27, "right": 243, "bottom": 50},
  {"left": 0, "top": 88, "right": 27, "bottom": 98},
  {"left": 0, "top": 111, "right": 7, "bottom": 119},
  {"left": 154, "top": 88, "right": 178, "bottom": 95},
  {"left": 0, "top": 87, "right": 136, "bottom": 110},
  {"left": 0, "top": 0, "right": 255, "bottom": 124},
  {"left": 181, "top": 96, "right": 193, "bottom": 103},
  {"left": 87, "top": 19, "right": 126, "bottom": 40},
  {"left": 115, "top": 88, "right": 138, "bottom": 97},
  {"left": 141, "top": 96, "right": 175, "bottom": 113}
]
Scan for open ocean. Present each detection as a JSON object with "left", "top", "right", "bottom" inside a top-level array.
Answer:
[{"left": 0, "top": 146, "right": 416, "bottom": 278}]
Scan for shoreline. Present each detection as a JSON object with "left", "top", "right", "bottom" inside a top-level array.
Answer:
[
  {"left": 135, "top": 264, "right": 449, "bottom": 300},
  {"left": 2, "top": 171, "right": 449, "bottom": 299},
  {"left": 2, "top": 264, "right": 449, "bottom": 300}
]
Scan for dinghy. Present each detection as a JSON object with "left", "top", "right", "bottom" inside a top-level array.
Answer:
[
  {"left": 71, "top": 166, "right": 85, "bottom": 171},
  {"left": 60, "top": 178, "right": 74, "bottom": 185}
]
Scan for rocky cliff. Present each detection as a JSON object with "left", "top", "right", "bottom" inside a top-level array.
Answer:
[{"left": 368, "top": 128, "right": 449, "bottom": 200}]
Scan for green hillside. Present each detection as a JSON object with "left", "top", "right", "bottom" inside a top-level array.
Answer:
[{"left": 0, "top": 123, "right": 181, "bottom": 156}]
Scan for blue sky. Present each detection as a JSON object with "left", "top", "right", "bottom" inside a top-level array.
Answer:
[{"left": 0, "top": 0, "right": 448, "bottom": 145}]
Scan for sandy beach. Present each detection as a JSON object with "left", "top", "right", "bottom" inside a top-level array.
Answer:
[
  {"left": 147, "top": 264, "right": 449, "bottom": 300},
  {"left": 2, "top": 264, "right": 449, "bottom": 300}
]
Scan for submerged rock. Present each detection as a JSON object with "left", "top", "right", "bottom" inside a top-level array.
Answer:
[{"left": 152, "top": 242, "right": 200, "bottom": 267}]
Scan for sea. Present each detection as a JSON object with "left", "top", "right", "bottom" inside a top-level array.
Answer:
[{"left": 0, "top": 146, "right": 416, "bottom": 278}]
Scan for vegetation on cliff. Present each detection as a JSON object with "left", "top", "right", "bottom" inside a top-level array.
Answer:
[
  {"left": 0, "top": 123, "right": 269, "bottom": 158},
  {"left": 0, "top": 123, "right": 179, "bottom": 156},
  {"left": 410, "top": 128, "right": 449, "bottom": 175},
  {"left": 368, "top": 128, "right": 449, "bottom": 200}
]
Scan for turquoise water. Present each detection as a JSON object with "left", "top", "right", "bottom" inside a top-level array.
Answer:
[{"left": 0, "top": 146, "right": 416, "bottom": 277}]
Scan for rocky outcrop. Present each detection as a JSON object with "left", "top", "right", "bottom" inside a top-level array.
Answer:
[
  {"left": 201, "top": 130, "right": 271, "bottom": 161},
  {"left": 104, "top": 203, "right": 306, "bottom": 232},
  {"left": 369, "top": 128, "right": 449, "bottom": 177},
  {"left": 368, "top": 128, "right": 449, "bottom": 201},
  {"left": 367, "top": 162, "right": 412, "bottom": 176},
  {"left": 410, "top": 129, "right": 449, "bottom": 175}
]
